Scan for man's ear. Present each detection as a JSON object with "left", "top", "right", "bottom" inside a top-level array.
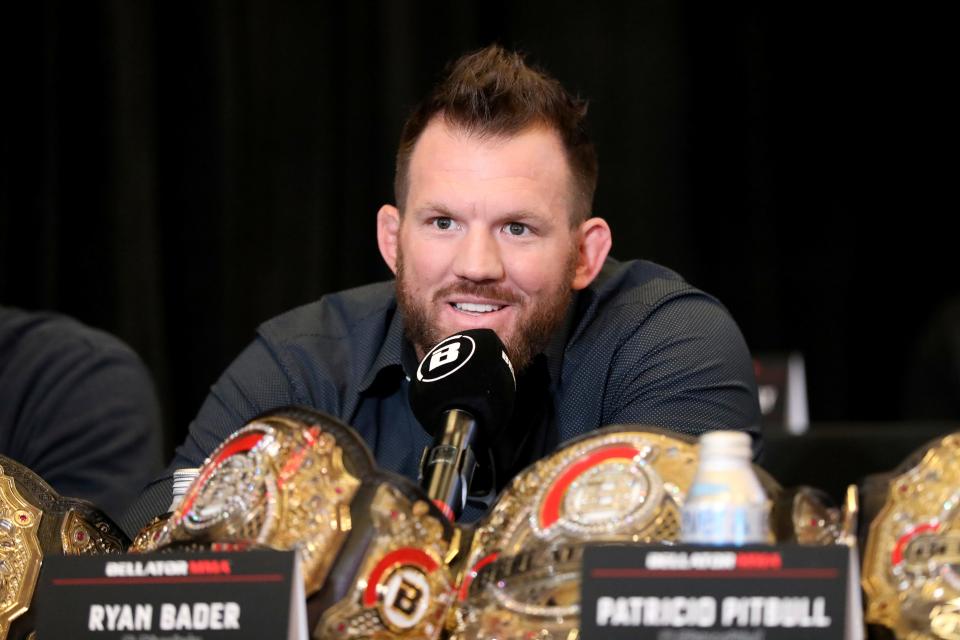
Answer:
[
  {"left": 377, "top": 204, "right": 401, "bottom": 275},
  {"left": 571, "top": 217, "right": 612, "bottom": 290}
]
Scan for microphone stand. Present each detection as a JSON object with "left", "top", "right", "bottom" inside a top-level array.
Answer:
[{"left": 418, "top": 409, "right": 479, "bottom": 521}]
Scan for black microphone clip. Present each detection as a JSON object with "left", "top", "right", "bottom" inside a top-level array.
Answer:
[{"left": 417, "top": 409, "right": 479, "bottom": 521}]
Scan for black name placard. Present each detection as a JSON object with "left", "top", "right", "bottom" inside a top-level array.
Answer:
[
  {"left": 35, "top": 549, "right": 305, "bottom": 639},
  {"left": 581, "top": 544, "right": 850, "bottom": 640}
]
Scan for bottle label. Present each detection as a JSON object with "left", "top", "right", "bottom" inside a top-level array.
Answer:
[{"left": 681, "top": 502, "right": 769, "bottom": 545}]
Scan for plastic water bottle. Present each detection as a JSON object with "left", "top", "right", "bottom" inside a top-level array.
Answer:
[{"left": 681, "top": 431, "right": 769, "bottom": 545}]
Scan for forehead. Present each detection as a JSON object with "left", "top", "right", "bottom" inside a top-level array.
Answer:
[{"left": 406, "top": 119, "right": 574, "bottom": 213}]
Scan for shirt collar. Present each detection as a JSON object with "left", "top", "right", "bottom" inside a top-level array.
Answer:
[{"left": 357, "top": 302, "right": 407, "bottom": 393}]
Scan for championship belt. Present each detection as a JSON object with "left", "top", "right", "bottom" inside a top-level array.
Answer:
[
  {"left": 769, "top": 485, "right": 853, "bottom": 546},
  {"left": 311, "top": 471, "right": 458, "bottom": 639},
  {"left": 143, "top": 407, "right": 459, "bottom": 639},
  {"left": 150, "top": 406, "right": 374, "bottom": 595},
  {"left": 862, "top": 432, "right": 960, "bottom": 639},
  {"left": 451, "top": 426, "right": 704, "bottom": 639},
  {"left": 0, "top": 455, "right": 129, "bottom": 640}
]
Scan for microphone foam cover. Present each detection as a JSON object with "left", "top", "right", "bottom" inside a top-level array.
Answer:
[{"left": 409, "top": 328, "right": 516, "bottom": 442}]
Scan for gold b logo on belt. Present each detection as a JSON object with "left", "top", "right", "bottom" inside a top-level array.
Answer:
[
  {"left": 862, "top": 433, "right": 960, "bottom": 639},
  {"left": 314, "top": 478, "right": 457, "bottom": 639}
]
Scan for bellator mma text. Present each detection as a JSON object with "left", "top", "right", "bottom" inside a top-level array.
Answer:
[
  {"left": 595, "top": 596, "right": 831, "bottom": 628},
  {"left": 87, "top": 602, "right": 240, "bottom": 632}
]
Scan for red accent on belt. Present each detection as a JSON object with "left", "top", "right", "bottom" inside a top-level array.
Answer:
[
  {"left": 277, "top": 426, "right": 323, "bottom": 487},
  {"left": 178, "top": 430, "right": 266, "bottom": 515},
  {"left": 538, "top": 445, "right": 640, "bottom": 529},
  {"left": 458, "top": 552, "right": 499, "bottom": 602},
  {"left": 363, "top": 548, "right": 439, "bottom": 607},
  {"left": 891, "top": 521, "right": 941, "bottom": 566}
]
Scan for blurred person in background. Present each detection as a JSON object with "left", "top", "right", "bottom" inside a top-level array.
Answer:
[{"left": 0, "top": 305, "right": 164, "bottom": 520}]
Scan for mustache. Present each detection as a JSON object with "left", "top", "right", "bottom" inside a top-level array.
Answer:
[{"left": 433, "top": 282, "right": 523, "bottom": 305}]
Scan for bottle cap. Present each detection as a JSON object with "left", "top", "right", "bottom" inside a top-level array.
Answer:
[
  {"left": 698, "top": 430, "right": 752, "bottom": 460},
  {"left": 169, "top": 467, "right": 200, "bottom": 512}
]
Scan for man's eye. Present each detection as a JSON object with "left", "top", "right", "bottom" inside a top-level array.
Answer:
[
  {"left": 505, "top": 222, "right": 529, "bottom": 236},
  {"left": 432, "top": 217, "right": 453, "bottom": 231}
]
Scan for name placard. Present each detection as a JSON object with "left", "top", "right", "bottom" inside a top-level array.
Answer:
[
  {"left": 581, "top": 544, "right": 851, "bottom": 640},
  {"left": 35, "top": 549, "right": 307, "bottom": 639}
]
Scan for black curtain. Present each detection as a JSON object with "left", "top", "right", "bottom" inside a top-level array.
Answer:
[{"left": 1, "top": 1, "right": 953, "bottom": 457}]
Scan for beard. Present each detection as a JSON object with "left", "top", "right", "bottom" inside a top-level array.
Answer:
[{"left": 395, "top": 249, "right": 577, "bottom": 374}]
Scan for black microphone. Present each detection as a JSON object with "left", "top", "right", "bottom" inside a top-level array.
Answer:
[{"left": 409, "top": 328, "right": 516, "bottom": 521}]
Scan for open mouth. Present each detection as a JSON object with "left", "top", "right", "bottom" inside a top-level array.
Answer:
[{"left": 451, "top": 302, "right": 504, "bottom": 314}]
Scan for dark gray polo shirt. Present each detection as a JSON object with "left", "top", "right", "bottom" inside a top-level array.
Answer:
[{"left": 120, "top": 258, "right": 760, "bottom": 535}]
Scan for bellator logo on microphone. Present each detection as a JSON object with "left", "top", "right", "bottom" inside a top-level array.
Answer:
[
  {"left": 417, "top": 334, "right": 477, "bottom": 382},
  {"left": 416, "top": 333, "right": 515, "bottom": 385}
]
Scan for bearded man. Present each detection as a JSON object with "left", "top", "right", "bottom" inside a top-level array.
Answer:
[{"left": 121, "top": 45, "right": 760, "bottom": 535}]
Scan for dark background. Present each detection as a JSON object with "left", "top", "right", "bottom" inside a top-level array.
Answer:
[{"left": 1, "top": 1, "right": 953, "bottom": 457}]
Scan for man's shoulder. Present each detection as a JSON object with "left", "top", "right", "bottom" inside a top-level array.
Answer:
[
  {"left": 557, "top": 259, "right": 760, "bottom": 441},
  {"left": 583, "top": 258, "right": 707, "bottom": 317},
  {"left": 567, "top": 257, "right": 738, "bottom": 353},
  {"left": 0, "top": 306, "right": 140, "bottom": 368},
  {"left": 255, "top": 281, "right": 398, "bottom": 344}
]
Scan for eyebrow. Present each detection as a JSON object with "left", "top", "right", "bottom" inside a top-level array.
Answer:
[
  {"left": 415, "top": 201, "right": 545, "bottom": 222},
  {"left": 416, "top": 202, "right": 457, "bottom": 218}
]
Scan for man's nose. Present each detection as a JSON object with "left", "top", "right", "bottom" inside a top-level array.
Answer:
[{"left": 452, "top": 229, "right": 505, "bottom": 282}]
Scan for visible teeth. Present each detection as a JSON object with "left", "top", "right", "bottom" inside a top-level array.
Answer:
[{"left": 454, "top": 302, "right": 502, "bottom": 313}]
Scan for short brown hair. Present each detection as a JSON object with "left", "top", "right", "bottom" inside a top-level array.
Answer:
[{"left": 394, "top": 45, "right": 597, "bottom": 223}]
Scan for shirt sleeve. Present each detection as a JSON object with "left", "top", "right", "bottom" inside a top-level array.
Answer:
[
  {"left": 119, "top": 335, "right": 304, "bottom": 535},
  {"left": 602, "top": 294, "right": 761, "bottom": 443},
  {"left": 177, "top": 336, "right": 304, "bottom": 466}
]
